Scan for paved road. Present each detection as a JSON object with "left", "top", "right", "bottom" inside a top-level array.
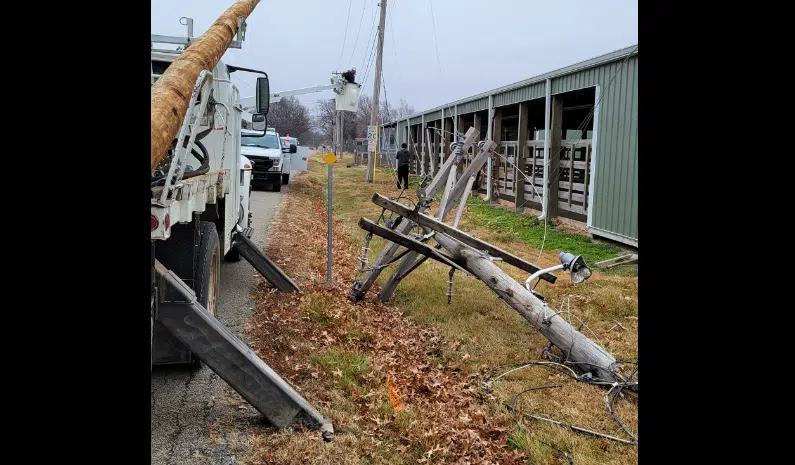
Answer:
[{"left": 151, "top": 175, "right": 294, "bottom": 465}]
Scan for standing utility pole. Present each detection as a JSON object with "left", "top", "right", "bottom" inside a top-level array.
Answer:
[{"left": 366, "top": 0, "right": 388, "bottom": 183}]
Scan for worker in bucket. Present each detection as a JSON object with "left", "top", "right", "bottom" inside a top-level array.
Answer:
[{"left": 396, "top": 143, "right": 411, "bottom": 190}]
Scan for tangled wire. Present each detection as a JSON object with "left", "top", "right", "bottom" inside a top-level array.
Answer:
[{"left": 480, "top": 358, "right": 638, "bottom": 464}]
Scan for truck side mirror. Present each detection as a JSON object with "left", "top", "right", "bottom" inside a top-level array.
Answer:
[
  {"left": 289, "top": 144, "right": 297, "bottom": 154},
  {"left": 256, "top": 75, "right": 270, "bottom": 115}
]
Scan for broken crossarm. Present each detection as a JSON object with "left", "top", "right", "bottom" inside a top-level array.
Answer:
[
  {"left": 370, "top": 193, "right": 557, "bottom": 284},
  {"left": 358, "top": 218, "right": 469, "bottom": 276}
]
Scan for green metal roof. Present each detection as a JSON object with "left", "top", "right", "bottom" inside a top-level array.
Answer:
[{"left": 387, "top": 44, "right": 638, "bottom": 125}]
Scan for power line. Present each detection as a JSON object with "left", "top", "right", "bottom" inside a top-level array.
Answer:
[
  {"left": 359, "top": 28, "right": 379, "bottom": 96},
  {"left": 348, "top": 0, "right": 368, "bottom": 65},
  {"left": 428, "top": 0, "right": 442, "bottom": 73},
  {"left": 337, "top": 0, "right": 354, "bottom": 68},
  {"left": 387, "top": 0, "right": 402, "bottom": 87},
  {"left": 359, "top": 4, "right": 379, "bottom": 73}
]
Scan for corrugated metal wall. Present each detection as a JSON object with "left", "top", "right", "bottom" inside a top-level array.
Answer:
[
  {"left": 425, "top": 109, "right": 442, "bottom": 121},
  {"left": 388, "top": 47, "right": 637, "bottom": 247},
  {"left": 397, "top": 121, "right": 407, "bottom": 144},
  {"left": 550, "top": 56, "right": 638, "bottom": 246},
  {"left": 493, "top": 82, "right": 545, "bottom": 107},
  {"left": 457, "top": 97, "right": 489, "bottom": 114}
]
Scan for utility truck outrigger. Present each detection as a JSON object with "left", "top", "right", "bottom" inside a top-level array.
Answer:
[{"left": 150, "top": 0, "right": 347, "bottom": 436}]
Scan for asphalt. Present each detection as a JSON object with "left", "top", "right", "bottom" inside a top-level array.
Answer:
[{"left": 151, "top": 175, "right": 293, "bottom": 465}]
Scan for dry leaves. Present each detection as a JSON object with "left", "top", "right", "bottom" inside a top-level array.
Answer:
[{"left": 230, "top": 174, "right": 526, "bottom": 464}]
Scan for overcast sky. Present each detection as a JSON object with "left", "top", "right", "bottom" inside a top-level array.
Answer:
[{"left": 152, "top": 0, "right": 637, "bottom": 115}]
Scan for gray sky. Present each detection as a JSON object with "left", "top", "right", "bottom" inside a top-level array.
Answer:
[{"left": 152, "top": 0, "right": 637, "bottom": 115}]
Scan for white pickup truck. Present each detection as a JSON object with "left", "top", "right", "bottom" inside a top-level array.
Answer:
[{"left": 241, "top": 127, "right": 295, "bottom": 191}]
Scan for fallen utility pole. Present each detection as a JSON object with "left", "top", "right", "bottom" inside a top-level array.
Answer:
[
  {"left": 352, "top": 126, "right": 625, "bottom": 383},
  {"left": 151, "top": 0, "right": 260, "bottom": 171},
  {"left": 432, "top": 233, "right": 619, "bottom": 382}
]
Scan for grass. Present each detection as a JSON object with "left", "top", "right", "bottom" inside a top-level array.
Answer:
[
  {"left": 235, "top": 152, "right": 637, "bottom": 465},
  {"left": 311, "top": 153, "right": 638, "bottom": 465},
  {"left": 313, "top": 349, "right": 371, "bottom": 397},
  {"left": 464, "top": 196, "right": 620, "bottom": 265}
]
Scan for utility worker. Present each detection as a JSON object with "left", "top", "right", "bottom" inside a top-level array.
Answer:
[{"left": 395, "top": 143, "right": 411, "bottom": 189}]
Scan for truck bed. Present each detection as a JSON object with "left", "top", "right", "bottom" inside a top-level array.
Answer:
[{"left": 151, "top": 169, "right": 230, "bottom": 241}]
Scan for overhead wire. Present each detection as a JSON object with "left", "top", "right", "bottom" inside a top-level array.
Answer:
[
  {"left": 337, "top": 0, "right": 354, "bottom": 68},
  {"left": 347, "top": 0, "right": 369, "bottom": 65},
  {"left": 428, "top": 0, "right": 443, "bottom": 73}
]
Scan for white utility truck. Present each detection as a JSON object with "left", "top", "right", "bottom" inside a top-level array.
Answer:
[{"left": 150, "top": 11, "right": 334, "bottom": 436}]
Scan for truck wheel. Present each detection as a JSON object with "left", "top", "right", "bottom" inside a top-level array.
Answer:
[
  {"left": 190, "top": 221, "right": 221, "bottom": 368},
  {"left": 282, "top": 173, "right": 290, "bottom": 185},
  {"left": 272, "top": 181, "right": 281, "bottom": 192}
]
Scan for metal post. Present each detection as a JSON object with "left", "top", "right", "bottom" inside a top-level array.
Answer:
[
  {"left": 328, "top": 110, "right": 338, "bottom": 283},
  {"left": 486, "top": 95, "right": 494, "bottom": 200},
  {"left": 540, "top": 79, "right": 551, "bottom": 220}
]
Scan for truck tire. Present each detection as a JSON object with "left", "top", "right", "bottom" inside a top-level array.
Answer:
[
  {"left": 272, "top": 181, "right": 281, "bottom": 192},
  {"left": 282, "top": 173, "right": 290, "bottom": 185},
  {"left": 190, "top": 221, "right": 221, "bottom": 368}
]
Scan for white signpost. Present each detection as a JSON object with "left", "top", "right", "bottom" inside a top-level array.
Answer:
[{"left": 366, "top": 125, "right": 377, "bottom": 163}]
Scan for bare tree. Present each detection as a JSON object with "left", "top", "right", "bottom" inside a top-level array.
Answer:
[
  {"left": 266, "top": 96, "right": 311, "bottom": 139},
  {"left": 313, "top": 96, "right": 416, "bottom": 149},
  {"left": 394, "top": 99, "right": 415, "bottom": 119}
]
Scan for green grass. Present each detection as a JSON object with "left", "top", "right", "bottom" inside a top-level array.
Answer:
[
  {"left": 312, "top": 349, "right": 371, "bottom": 396},
  {"left": 306, "top": 294, "right": 338, "bottom": 327},
  {"left": 302, "top": 152, "right": 638, "bottom": 465},
  {"left": 463, "top": 196, "right": 620, "bottom": 264}
]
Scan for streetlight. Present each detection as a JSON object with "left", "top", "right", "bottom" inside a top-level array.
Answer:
[{"left": 524, "top": 252, "right": 593, "bottom": 295}]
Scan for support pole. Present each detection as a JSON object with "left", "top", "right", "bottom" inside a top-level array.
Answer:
[
  {"left": 541, "top": 79, "right": 551, "bottom": 219},
  {"left": 515, "top": 102, "right": 529, "bottom": 212},
  {"left": 491, "top": 107, "right": 503, "bottom": 201},
  {"left": 548, "top": 93, "right": 564, "bottom": 219},
  {"left": 366, "top": 0, "right": 388, "bottom": 183},
  {"left": 486, "top": 95, "right": 494, "bottom": 200}
]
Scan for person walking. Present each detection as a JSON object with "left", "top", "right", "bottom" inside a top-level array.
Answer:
[{"left": 395, "top": 143, "right": 411, "bottom": 189}]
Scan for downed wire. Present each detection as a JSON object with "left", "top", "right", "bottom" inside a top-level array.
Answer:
[
  {"left": 505, "top": 384, "right": 575, "bottom": 465},
  {"left": 481, "top": 360, "right": 638, "bottom": 452}
]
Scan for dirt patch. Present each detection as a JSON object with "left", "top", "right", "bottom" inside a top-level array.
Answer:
[{"left": 224, "top": 173, "right": 526, "bottom": 464}]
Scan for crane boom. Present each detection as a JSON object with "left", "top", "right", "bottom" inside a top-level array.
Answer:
[{"left": 240, "top": 83, "right": 336, "bottom": 109}]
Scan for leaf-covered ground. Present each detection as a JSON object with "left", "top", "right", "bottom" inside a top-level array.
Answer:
[
  {"left": 216, "top": 154, "right": 637, "bottom": 465},
  {"left": 224, "top": 173, "right": 526, "bottom": 464}
]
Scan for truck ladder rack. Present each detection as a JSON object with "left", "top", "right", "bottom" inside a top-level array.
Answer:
[
  {"left": 154, "top": 260, "right": 332, "bottom": 436},
  {"left": 233, "top": 232, "right": 301, "bottom": 293}
]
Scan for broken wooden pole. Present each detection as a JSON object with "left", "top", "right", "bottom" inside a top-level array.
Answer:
[
  {"left": 351, "top": 127, "right": 479, "bottom": 301},
  {"left": 151, "top": 0, "right": 261, "bottom": 171},
  {"left": 433, "top": 233, "right": 619, "bottom": 382}
]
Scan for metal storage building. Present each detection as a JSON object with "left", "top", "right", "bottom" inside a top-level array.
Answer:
[{"left": 384, "top": 44, "right": 638, "bottom": 248}]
